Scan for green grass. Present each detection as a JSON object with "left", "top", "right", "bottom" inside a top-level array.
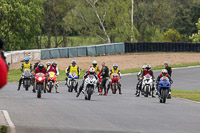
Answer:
[{"left": 172, "top": 89, "right": 200, "bottom": 102}]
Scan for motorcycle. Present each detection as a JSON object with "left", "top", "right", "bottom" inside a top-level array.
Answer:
[
  {"left": 67, "top": 72, "right": 78, "bottom": 92},
  {"left": 47, "top": 72, "right": 57, "bottom": 93},
  {"left": 110, "top": 74, "right": 119, "bottom": 94},
  {"left": 158, "top": 76, "right": 171, "bottom": 103},
  {"left": 35, "top": 73, "right": 46, "bottom": 98},
  {"left": 142, "top": 74, "right": 153, "bottom": 97},
  {"left": 22, "top": 69, "right": 32, "bottom": 91},
  {"left": 82, "top": 75, "right": 97, "bottom": 100}
]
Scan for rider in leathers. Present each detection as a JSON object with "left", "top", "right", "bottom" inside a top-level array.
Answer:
[
  {"left": 76, "top": 67, "right": 98, "bottom": 97},
  {"left": 141, "top": 64, "right": 155, "bottom": 97},
  {"left": 65, "top": 60, "right": 80, "bottom": 85},
  {"left": 47, "top": 61, "right": 59, "bottom": 93},
  {"left": 107, "top": 64, "right": 122, "bottom": 94},
  {"left": 17, "top": 57, "right": 32, "bottom": 90},
  {"left": 156, "top": 69, "right": 173, "bottom": 99},
  {"left": 33, "top": 63, "right": 48, "bottom": 93},
  {"left": 135, "top": 65, "right": 146, "bottom": 96}
]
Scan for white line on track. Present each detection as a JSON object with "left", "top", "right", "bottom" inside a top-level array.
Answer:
[{"left": 2, "top": 110, "right": 16, "bottom": 133}]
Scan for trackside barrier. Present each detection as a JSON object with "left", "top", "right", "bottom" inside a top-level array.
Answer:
[
  {"left": 78, "top": 46, "right": 87, "bottom": 57},
  {"left": 5, "top": 50, "right": 41, "bottom": 64},
  {"left": 125, "top": 42, "right": 200, "bottom": 53}
]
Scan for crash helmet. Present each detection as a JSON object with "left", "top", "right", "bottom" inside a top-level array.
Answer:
[
  {"left": 92, "top": 61, "right": 97, "bottom": 67},
  {"left": 52, "top": 61, "right": 57, "bottom": 67},
  {"left": 24, "top": 57, "right": 29, "bottom": 64},
  {"left": 113, "top": 64, "right": 118, "bottom": 70},
  {"left": 142, "top": 65, "right": 146, "bottom": 69},
  {"left": 89, "top": 67, "right": 95, "bottom": 75},
  {"left": 46, "top": 62, "right": 51, "bottom": 68},
  {"left": 38, "top": 63, "right": 44, "bottom": 71},
  {"left": 71, "top": 60, "right": 76, "bottom": 67},
  {"left": 146, "top": 64, "right": 151, "bottom": 70},
  {"left": 161, "top": 69, "right": 168, "bottom": 76}
]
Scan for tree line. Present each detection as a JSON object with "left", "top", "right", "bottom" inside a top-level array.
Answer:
[{"left": 0, "top": 0, "right": 200, "bottom": 51}]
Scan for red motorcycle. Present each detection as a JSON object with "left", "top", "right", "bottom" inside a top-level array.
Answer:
[
  {"left": 34, "top": 73, "right": 46, "bottom": 98},
  {"left": 110, "top": 74, "right": 119, "bottom": 94}
]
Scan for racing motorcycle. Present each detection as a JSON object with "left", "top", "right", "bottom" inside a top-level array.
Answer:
[
  {"left": 47, "top": 72, "right": 57, "bottom": 93},
  {"left": 110, "top": 74, "right": 119, "bottom": 94},
  {"left": 35, "top": 73, "right": 46, "bottom": 98},
  {"left": 22, "top": 69, "right": 32, "bottom": 91},
  {"left": 142, "top": 74, "right": 153, "bottom": 97},
  {"left": 158, "top": 76, "right": 171, "bottom": 103},
  {"left": 82, "top": 75, "right": 97, "bottom": 100},
  {"left": 67, "top": 72, "right": 78, "bottom": 92}
]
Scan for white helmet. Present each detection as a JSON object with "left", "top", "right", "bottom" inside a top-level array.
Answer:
[
  {"left": 89, "top": 67, "right": 95, "bottom": 74},
  {"left": 92, "top": 61, "right": 97, "bottom": 65},
  {"left": 142, "top": 65, "right": 146, "bottom": 69},
  {"left": 161, "top": 69, "right": 168, "bottom": 74}
]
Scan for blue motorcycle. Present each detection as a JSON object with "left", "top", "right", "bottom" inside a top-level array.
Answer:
[{"left": 158, "top": 76, "right": 171, "bottom": 103}]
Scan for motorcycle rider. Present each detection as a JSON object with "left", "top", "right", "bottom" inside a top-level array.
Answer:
[
  {"left": 135, "top": 65, "right": 146, "bottom": 96},
  {"left": 156, "top": 69, "right": 173, "bottom": 99},
  {"left": 0, "top": 37, "right": 8, "bottom": 89},
  {"left": 141, "top": 64, "right": 156, "bottom": 97},
  {"left": 65, "top": 60, "right": 80, "bottom": 85},
  {"left": 100, "top": 62, "right": 109, "bottom": 95},
  {"left": 164, "top": 61, "right": 172, "bottom": 76},
  {"left": 34, "top": 60, "right": 41, "bottom": 70},
  {"left": 17, "top": 57, "right": 32, "bottom": 91},
  {"left": 90, "top": 61, "right": 99, "bottom": 74},
  {"left": 47, "top": 61, "right": 59, "bottom": 93},
  {"left": 107, "top": 64, "right": 122, "bottom": 94},
  {"left": 76, "top": 67, "right": 98, "bottom": 97},
  {"left": 33, "top": 63, "right": 48, "bottom": 93},
  {"left": 45, "top": 62, "right": 51, "bottom": 69}
]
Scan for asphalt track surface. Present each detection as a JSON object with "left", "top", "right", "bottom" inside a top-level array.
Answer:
[{"left": 0, "top": 67, "right": 200, "bottom": 133}]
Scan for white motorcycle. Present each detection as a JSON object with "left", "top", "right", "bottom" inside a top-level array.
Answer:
[
  {"left": 82, "top": 75, "right": 97, "bottom": 100},
  {"left": 142, "top": 74, "right": 153, "bottom": 97},
  {"left": 67, "top": 72, "right": 78, "bottom": 92}
]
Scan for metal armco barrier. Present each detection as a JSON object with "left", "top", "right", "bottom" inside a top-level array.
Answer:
[{"left": 125, "top": 42, "right": 200, "bottom": 53}]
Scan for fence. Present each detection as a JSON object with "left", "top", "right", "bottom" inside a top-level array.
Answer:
[{"left": 125, "top": 42, "right": 200, "bottom": 53}]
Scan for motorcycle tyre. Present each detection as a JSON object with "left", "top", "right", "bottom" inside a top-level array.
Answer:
[{"left": 87, "top": 86, "right": 93, "bottom": 100}]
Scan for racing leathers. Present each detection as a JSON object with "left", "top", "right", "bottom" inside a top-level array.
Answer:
[
  {"left": 141, "top": 69, "right": 156, "bottom": 97},
  {"left": 107, "top": 68, "right": 122, "bottom": 94},
  {"left": 135, "top": 69, "right": 144, "bottom": 96},
  {"left": 32, "top": 67, "right": 48, "bottom": 93},
  {"left": 47, "top": 65, "right": 59, "bottom": 93},
  {"left": 18, "top": 62, "right": 33, "bottom": 90},
  {"left": 76, "top": 70, "right": 98, "bottom": 97},
  {"left": 65, "top": 64, "right": 80, "bottom": 85},
  {"left": 156, "top": 73, "right": 173, "bottom": 98}
]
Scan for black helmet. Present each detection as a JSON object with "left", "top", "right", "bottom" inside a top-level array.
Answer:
[
  {"left": 52, "top": 61, "right": 57, "bottom": 67},
  {"left": 38, "top": 63, "right": 44, "bottom": 71},
  {"left": 46, "top": 62, "right": 51, "bottom": 67}
]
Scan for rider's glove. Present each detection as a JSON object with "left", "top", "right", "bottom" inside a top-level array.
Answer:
[{"left": 153, "top": 79, "right": 155, "bottom": 82}]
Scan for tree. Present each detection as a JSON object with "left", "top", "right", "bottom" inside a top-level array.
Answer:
[
  {"left": 163, "top": 29, "right": 182, "bottom": 42},
  {"left": 189, "top": 18, "right": 200, "bottom": 43},
  {"left": 0, "top": 0, "right": 44, "bottom": 50}
]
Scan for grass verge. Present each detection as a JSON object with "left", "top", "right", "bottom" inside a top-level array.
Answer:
[
  {"left": 172, "top": 89, "right": 200, "bottom": 102},
  {"left": 8, "top": 62, "right": 200, "bottom": 82}
]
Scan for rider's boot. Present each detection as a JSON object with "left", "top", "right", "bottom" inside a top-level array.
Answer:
[
  {"left": 119, "top": 84, "right": 122, "bottom": 94},
  {"left": 136, "top": 90, "right": 140, "bottom": 97},
  {"left": 55, "top": 87, "right": 59, "bottom": 93},
  {"left": 167, "top": 89, "right": 171, "bottom": 99},
  {"left": 76, "top": 86, "right": 83, "bottom": 97},
  {"left": 65, "top": 77, "right": 68, "bottom": 85}
]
